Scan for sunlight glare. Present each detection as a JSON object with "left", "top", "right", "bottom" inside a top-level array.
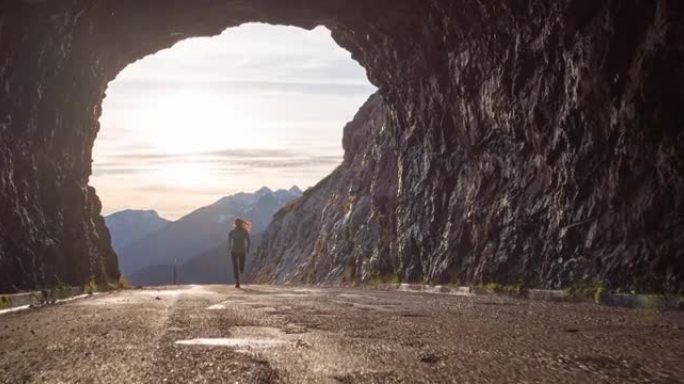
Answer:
[
  {"left": 162, "top": 162, "right": 216, "bottom": 188},
  {"left": 134, "top": 92, "right": 269, "bottom": 154}
]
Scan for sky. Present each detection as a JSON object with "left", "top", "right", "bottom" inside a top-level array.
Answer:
[{"left": 91, "top": 23, "right": 376, "bottom": 220}]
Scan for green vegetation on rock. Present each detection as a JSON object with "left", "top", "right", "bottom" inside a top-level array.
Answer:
[
  {"left": 367, "top": 273, "right": 400, "bottom": 287},
  {"left": 85, "top": 277, "right": 97, "bottom": 296},
  {"left": 0, "top": 295, "right": 11, "bottom": 310},
  {"left": 638, "top": 294, "right": 665, "bottom": 310},
  {"left": 594, "top": 286, "right": 606, "bottom": 304},
  {"left": 117, "top": 276, "right": 129, "bottom": 290},
  {"left": 476, "top": 282, "right": 528, "bottom": 297},
  {"left": 563, "top": 280, "right": 605, "bottom": 302}
]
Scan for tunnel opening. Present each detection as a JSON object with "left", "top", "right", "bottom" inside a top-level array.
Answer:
[
  {"left": 92, "top": 23, "right": 376, "bottom": 285},
  {"left": 93, "top": 23, "right": 376, "bottom": 219}
]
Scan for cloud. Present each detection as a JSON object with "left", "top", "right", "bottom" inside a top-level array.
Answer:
[
  {"left": 109, "top": 78, "right": 374, "bottom": 95},
  {"left": 97, "top": 152, "right": 341, "bottom": 167},
  {"left": 92, "top": 147, "right": 343, "bottom": 177},
  {"left": 101, "top": 148, "right": 294, "bottom": 160}
]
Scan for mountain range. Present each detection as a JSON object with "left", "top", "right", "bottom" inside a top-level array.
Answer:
[
  {"left": 106, "top": 186, "right": 302, "bottom": 285},
  {"left": 105, "top": 210, "right": 171, "bottom": 252}
]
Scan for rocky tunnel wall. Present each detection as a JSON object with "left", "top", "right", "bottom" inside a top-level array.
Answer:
[{"left": 0, "top": 0, "right": 682, "bottom": 292}]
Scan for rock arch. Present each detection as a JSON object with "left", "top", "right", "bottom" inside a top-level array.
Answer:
[{"left": 0, "top": 1, "right": 682, "bottom": 292}]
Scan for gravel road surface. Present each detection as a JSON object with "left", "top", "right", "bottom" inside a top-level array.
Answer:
[{"left": 1, "top": 285, "right": 682, "bottom": 383}]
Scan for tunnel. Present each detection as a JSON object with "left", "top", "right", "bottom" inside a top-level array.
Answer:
[{"left": 0, "top": 0, "right": 682, "bottom": 293}]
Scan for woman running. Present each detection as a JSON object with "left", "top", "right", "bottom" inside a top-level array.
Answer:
[{"left": 228, "top": 218, "right": 251, "bottom": 288}]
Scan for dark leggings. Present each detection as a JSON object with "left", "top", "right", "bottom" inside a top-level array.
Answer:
[{"left": 231, "top": 251, "right": 245, "bottom": 283}]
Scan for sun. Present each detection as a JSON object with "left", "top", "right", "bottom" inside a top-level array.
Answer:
[{"left": 132, "top": 90, "right": 269, "bottom": 154}]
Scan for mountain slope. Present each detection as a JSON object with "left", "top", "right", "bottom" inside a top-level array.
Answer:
[
  {"left": 117, "top": 187, "right": 301, "bottom": 285},
  {"left": 248, "top": 93, "right": 394, "bottom": 284},
  {"left": 164, "top": 234, "right": 264, "bottom": 285},
  {"left": 105, "top": 210, "right": 171, "bottom": 252}
]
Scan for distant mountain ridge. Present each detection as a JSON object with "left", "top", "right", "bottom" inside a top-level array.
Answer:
[
  {"left": 105, "top": 210, "right": 171, "bottom": 251},
  {"left": 106, "top": 186, "right": 301, "bottom": 285}
]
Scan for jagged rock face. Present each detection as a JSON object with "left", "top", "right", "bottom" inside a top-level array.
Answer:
[
  {"left": 249, "top": 94, "right": 398, "bottom": 283},
  {"left": 0, "top": 1, "right": 682, "bottom": 292},
  {"left": 379, "top": 2, "right": 684, "bottom": 292}
]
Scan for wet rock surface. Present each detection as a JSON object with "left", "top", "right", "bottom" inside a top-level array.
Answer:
[
  {"left": 1, "top": 1, "right": 683, "bottom": 292},
  {"left": 0, "top": 285, "right": 683, "bottom": 383}
]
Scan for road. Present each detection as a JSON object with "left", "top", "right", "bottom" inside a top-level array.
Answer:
[{"left": 0, "top": 285, "right": 682, "bottom": 383}]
